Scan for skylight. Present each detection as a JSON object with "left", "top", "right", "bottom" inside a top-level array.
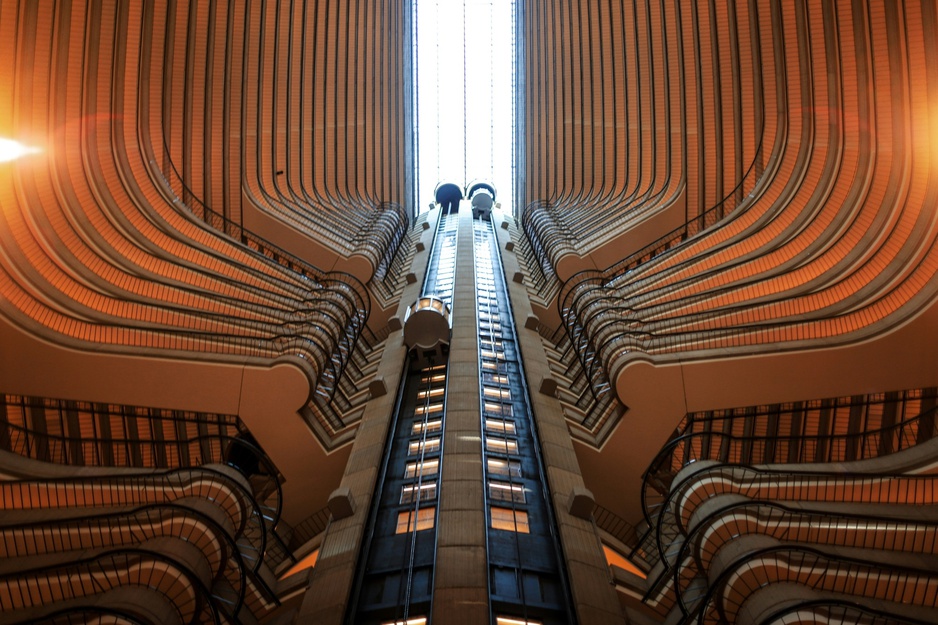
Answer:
[{"left": 414, "top": 0, "right": 516, "bottom": 213}]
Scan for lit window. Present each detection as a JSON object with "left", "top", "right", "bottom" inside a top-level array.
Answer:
[
  {"left": 382, "top": 617, "right": 427, "bottom": 625},
  {"left": 412, "top": 419, "right": 442, "bottom": 435},
  {"left": 484, "top": 402, "right": 513, "bottom": 417},
  {"left": 496, "top": 618, "right": 541, "bottom": 625},
  {"left": 482, "top": 360, "right": 506, "bottom": 371},
  {"left": 485, "top": 436, "right": 518, "bottom": 455},
  {"left": 396, "top": 508, "right": 435, "bottom": 534},
  {"left": 417, "top": 387, "right": 445, "bottom": 400},
  {"left": 414, "top": 402, "right": 444, "bottom": 416},
  {"left": 484, "top": 386, "right": 510, "bottom": 400},
  {"left": 421, "top": 373, "right": 447, "bottom": 384},
  {"left": 481, "top": 350, "right": 504, "bottom": 360},
  {"left": 483, "top": 373, "right": 510, "bottom": 385},
  {"left": 401, "top": 482, "right": 437, "bottom": 504},
  {"left": 487, "top": 458, "right": 521, "bottom": 478},
  {"left": 405, "top": 459, "right": 439, "bottom": 478},
  {"left": 408, "top": 437, "right": 441, "bottom": 455},
  {"left": 489, "top": 481, "right": 525, "bottom": 503},
  {"left": 491, "top": 507, "right": 529, "bottom": 533},
  {"left": 485, "top": 419, "right": 516, "bottom": 434}
]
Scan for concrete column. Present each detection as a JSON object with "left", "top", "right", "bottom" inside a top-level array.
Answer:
[{"left": 431, "top": 207, "right": 489, "bottom": 624}]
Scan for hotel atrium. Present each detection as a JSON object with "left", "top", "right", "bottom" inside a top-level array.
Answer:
[{"left": 1, "top": 1, "right": 937, "bottom": 624}]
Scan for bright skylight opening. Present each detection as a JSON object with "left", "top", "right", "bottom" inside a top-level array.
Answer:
[{"left": 415, "top": 0, "right": 515, "bottom": 214}]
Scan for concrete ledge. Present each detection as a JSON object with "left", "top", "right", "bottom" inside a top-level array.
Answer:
[{"left": 328, "top": 486, "right": 355, "bottom": 520}]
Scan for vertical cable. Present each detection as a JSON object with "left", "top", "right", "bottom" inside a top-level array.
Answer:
[
  {"left": 462, "top": 0, "right": 468, "bottom": 185},
  {"left": 402, "top": 358, "right": 438, "bottom": 620},
  {"left": 489, "top": 0, "right": 495, "bottom": 184}
]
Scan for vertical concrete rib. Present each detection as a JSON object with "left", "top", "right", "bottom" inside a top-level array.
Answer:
[{"left": 431, "top": 207, "right": 488, "bottom": 623}]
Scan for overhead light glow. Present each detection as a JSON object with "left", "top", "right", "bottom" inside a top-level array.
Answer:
[
  {"left": 0, "top": 138, "right": 41, "bottom": 163},
  {"left": 415, "top": 0, "right": 515, "bottom": 214}
]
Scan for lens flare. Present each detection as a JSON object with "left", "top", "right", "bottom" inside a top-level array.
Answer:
[{"left": 0, "top": 138, "right": 41, "bottom": 163}]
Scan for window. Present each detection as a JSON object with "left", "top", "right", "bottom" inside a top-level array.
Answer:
[
  {"left": 408, "top": 437, "right": 441, "bottom": 455},
  {"left": 487, "top": 458, "right": 521, "bottom": 478},
  {"left": 484, "top": 386, "right": 511, "bottom": 400},
  {"left": 484, "top": 402, "right": 513, "bottom": 417},
  {"left": 491, "top": 507, "right": 529, "bottom": 533},
  {"left": 496, "top": 618, "right": 541, "bottom": 625},
  {"left": 485, "top": 435, "right": 518, "bottom": 455},
  {"left": 396, "top": 508, "right": 435, "bottom": 534},
  {"left": 481, "top": 359, "right": 507, "bottom": 373},
  {"left": 401, "top": 482, "right": 437, "bottom": 504},
  {"left": 485, "top": 418, "right": 516, "bottom": 435},
  {"left": 489, "top": 481, "right": 525, "bottom": 503},
  {"left": 412, "top": 419, "right": 442, "bottom": 435},
  {"left": 414, "top": 402, "right": 444, "bottom": 416},
  {"left": 417, "top": 387, "right": 445, "bottom": 400},
  {"left": 405, "top": 459, "right": 439, "bottom": 478},
  {"left": 483, "top": 373, "right": 510, "bottom": 385}
]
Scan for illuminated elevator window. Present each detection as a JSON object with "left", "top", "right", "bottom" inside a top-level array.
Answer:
[
  {"left": 485, "top": 436, "right": 518, "bottom": 455},
  {"left": 412, "top": 419, "right": 443, "bottom": 435},
  {"left": 489, "top": 481, "right": 525, "bottom": 503},
  {"left": 482, "top": 357, "right": 507, "bottom": 368},
  {"left": 405, "top": 459, "right": 439, "bottom": 479},
  {"left": 381, "top": 618, "right": 427, "bottom": 625},
  {"left": 484, "top": 402, "right": 513, "bottom": 417},
  {"left": 487, "top": 458, "right": 521, "bottom": 478},
  {"left": 483, "top": 373, "right": 510, "bottom": 386},
  {"left": 414, "top": 402, "right": 444, "bottom": 416},
  {"left": 394, "top": 508, "right": 436, "bottom": 534},
  {"left": 396, "top": 508, "right": 436, "bottom": 534},
  {"left": 401, "top": 482, "right": 438, "bottom": 504},
  {"left": 420, "top": 372, "right": 447, "bottom": 384},
  {"left": 495, "top": 618, "right": 541, "bottom": 625},
  {"left": 481, "top": 350, "right": 504, "bottom": 360},
  {"left": 485, "top": 419, "right": 516, "bottom": 435},
  {"left": 417, "top": 387, "right": 445, "bottom": 400},
  {"left": 408, "top": 437, "right": 441, "bottom": 455},
  {"left": 484, "top": 386, "right": 511, "bottom": 400},
  {"left": 490, "top": 507, "right": 529, "bottom": 533}
]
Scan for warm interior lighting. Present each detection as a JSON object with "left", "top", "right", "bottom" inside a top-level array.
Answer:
[
  {"left": 603, "top": 546, "right": 647, "bottom": 579},
  {"left": 0, "top": 138, "right": 41, "bottom": 162},
  {"left": 496, "top": 618, "right": 541, "bottom": 625},
  {"left": 396, "top": 508, "right": 436, "bottom": 533},
  {"left": 278, "top": 548, "right": 319, "bottom": 579},
  {"left": 381, "top": 618, "right": 427, "bottom": 625},
  {"left": 490, "top": 506, "right": 529, "bottom": 533},
  {"left": 405, "top": 458, "right": 439, "bottom": 478}
]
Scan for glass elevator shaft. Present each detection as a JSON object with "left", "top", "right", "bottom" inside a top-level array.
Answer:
[{"left": 347, "top": 193, "right": 571, "bottom": 625}]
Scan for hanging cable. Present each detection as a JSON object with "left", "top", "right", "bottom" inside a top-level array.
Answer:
[
  {"left": 401, "top": 358, "right": 440, "bottom": 621},
  {"left": 462, "top": 0, "right": 468, "bottom": 185},
  {"left": 435, "top": 0, "right": 442, "bottom": 190},
  {"left": 489, "top": 0, "right": 495, "bottom": 184}
]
